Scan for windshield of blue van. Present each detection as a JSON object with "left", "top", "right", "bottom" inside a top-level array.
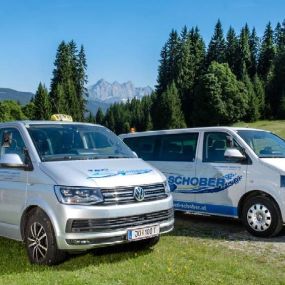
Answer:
[
  {"left": 27, "top": 124, "right": 135, "bottom": 161},
  {"left": 237, "top": 130, "right": 285, "bottom": 158}
]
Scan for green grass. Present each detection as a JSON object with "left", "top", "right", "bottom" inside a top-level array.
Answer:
[
  {"left": 1, "top": 216, "right": 285, "bottom": 285},
  {"left": 233, "top": 120, "right": 285, "bottom": 138}
]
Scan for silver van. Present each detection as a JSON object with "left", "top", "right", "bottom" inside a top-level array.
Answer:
[{"left": 0, "top": 121, "right": 173, "bottom": 265}]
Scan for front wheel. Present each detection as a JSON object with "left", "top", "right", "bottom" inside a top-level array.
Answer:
[
  {"left": 242, "top": 196, "right": 283, "bottom": 237},
  {"left": 24, "top": 208, "right": 66, "bottom": 265}
]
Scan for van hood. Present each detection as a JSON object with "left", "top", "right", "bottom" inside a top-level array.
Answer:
[
  {"left": 261, "top": 158, "right": 285, "bottom": 173},
  {"left": 39, "top": 158, "right": 165, "bottom": 187}
]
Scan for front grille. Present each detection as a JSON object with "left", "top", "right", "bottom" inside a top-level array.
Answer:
[
  {"left": 66, "top": 208, "right": 174, "bottom": 233},
  {"left": 100, "top": 183, "right": 168, "bottom": 205}
]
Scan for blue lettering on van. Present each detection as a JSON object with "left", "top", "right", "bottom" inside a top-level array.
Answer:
[
  {"left": 87, "top": 168, "right": 152, "bottom": 179},
  {"left": 174, "top": 201, "right": 238, "bottom": 217},
  {"left": 168, "top": 173, "right": 242, "bottom": 194}
]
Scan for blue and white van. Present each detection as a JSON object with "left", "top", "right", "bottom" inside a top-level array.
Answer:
[{"left": 120, "top": 127, "right": 285, "bottom": 237}]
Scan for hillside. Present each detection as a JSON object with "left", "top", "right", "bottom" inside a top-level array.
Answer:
[
  {"left": 0, "top": 88, "right": 34, "bottom": 105},
  {"left": 234, "top": 120, "right": 285, "bottom": 138}
]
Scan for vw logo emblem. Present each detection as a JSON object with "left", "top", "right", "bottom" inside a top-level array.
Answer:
[{"left": 134, "top": 186, "right": 145, "bottom": 202}]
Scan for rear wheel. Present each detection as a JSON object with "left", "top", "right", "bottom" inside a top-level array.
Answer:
[
  {"left": 242, "top": 196, "right": 283, "bottom": 237},
  {"left": 25, "top": 208, "right": 66, "bottom": 265}
]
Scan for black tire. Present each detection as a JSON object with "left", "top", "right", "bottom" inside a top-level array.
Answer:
[
  {"left": 24, "top": 208, "right": 66, "bottom": 265},
  {"left": 134, "top": 236, "right": 160, "bottom": 249},
  {"left": 242, "top": 196, "right": 283, "bottom": 237}
]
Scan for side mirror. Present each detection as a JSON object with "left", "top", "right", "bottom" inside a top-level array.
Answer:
[
  {"left": 224, "top": 148, "right": 245, "bottom": 160},
  {"left": 0, "top": 154, "right": 26, "bottom": 168}
]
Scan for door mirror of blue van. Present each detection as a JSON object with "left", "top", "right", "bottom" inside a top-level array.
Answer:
[
  {"left": 224, "top": 148, "right": 245, "bottom": 160},
  {"left": 0, "top": 153, "right": 26, "bottom": 168}
]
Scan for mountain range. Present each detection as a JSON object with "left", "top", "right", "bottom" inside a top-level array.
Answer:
[
  {"left": 87, "top": 79, "right": 153, "bottom": 104},
  {"left": 0, "top": 79, "right": 153, "bottom": 114}
]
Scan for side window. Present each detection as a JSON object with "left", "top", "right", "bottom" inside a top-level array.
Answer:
[
  {"left": 123, "top": 136, "right": 161, "bottom": 161},
  {"left": 0, "top": 128, "right": 26, "bottom": 162},
  {"left": 203, "top": 132, "right": 242, "bottom": 163},
  {"left": 159, "top": 133, "right": 198, "bottom": 162}
]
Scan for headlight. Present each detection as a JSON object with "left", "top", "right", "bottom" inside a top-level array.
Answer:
[
  {"left": 54, "top": 186, "right": 104, "bottom": 205},
  {"left": 164, "top": 180, "right": 171, "bottom": 194}
]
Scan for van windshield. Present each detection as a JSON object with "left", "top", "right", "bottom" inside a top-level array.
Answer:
[
  {"left": 27, "top": 124, "right": 135, "bottom": 161},
  {"left": 237, "top": 130, "right": 285, "bottom": 158}
]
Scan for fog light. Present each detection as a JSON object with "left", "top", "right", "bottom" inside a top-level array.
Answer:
[{"left": 66, "top": 239, "right": 91, "bottom": 245}]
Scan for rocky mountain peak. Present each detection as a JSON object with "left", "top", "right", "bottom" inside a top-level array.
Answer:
[{"left": 87, "top": 79, "right": 153, "bottom": 104}]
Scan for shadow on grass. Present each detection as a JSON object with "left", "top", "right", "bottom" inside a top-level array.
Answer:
[
  {"left": 0, "top": 237, "right": 153, "bottom": 275},
  {"left": 169, "top": 211, "right": 285, "bottom": 243}
]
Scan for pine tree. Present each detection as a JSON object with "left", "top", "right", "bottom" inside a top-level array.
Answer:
[
  {"left": 253, "top": 74, "right": 265, "bottom": 118},
  {"left": 76, "top": 45, "right": 88, "bottom": 120},
  {"left": 176, "top": 26, "right": 195, "bottom": 125},
  {"left": 87, "top": 112, "right": 95, "bottom": 123},
  {"left": 206, "top": 19, "right": 226, "bottom": 66},
  {"left": 49, "top": 41, "right": 87, "bottom": 121},
  {"left": 242, "top": 72, "right": 260, "bottom": 121},
  {"left": 141, "top": 95, "right": 153, "bottom": 131},
  {"left": 258, "top": 22, "right": 276, "bottom": 81},
  {"left": 156, "top": 44, "right": 169, "bottom": 95},
  {"left": 270, "top": 49, "right": 285, "bottom": 118},
  {"left": 249, "top": 28, "right": 259, "bottom": 77},
  {"left": 65, "top": 80, "right": 80, "bottom": 121},
  {"left": 236, "top": 24, "right": 252, "bottom": 79},
  {"left": 274, "top": 21, "right": 285, "bottom": 53},
  {"left": 53, "top": 83, "right": 66, "bottom": 113},
  {"left": 225, "top": 26, "right": 238, "bottom": 73},
  {"left": 95, "top": 107, "right": 105, "bottom": 125},
  {"left": 156, "top": 30, "right": 180, "bottom": 95},
  {"left": 167, "top": 30, "right": 180, "bottom": 85},
  {"left": 34, "top": 83, "right": 51, "bottom": 120},
  {"left": 189, "top": 27, "right": 206, "bottom": 77},
  {"left": 104, "top": 109, "right": 115, "bottom": 132},
  {"left": 155, "top": 82, "right": 186, "bottom": 129}
]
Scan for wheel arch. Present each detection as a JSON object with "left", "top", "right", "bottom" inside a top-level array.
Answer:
[
  {"left": 237, "top": 190, "right": 282, "bottom": 219},
  {"left": 20, "top": 206, "right": 53, "bottom": 241}
]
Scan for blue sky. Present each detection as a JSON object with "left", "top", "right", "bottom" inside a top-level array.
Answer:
[{"left": 0, "top": 0, "right": 284, "bottom": 92}]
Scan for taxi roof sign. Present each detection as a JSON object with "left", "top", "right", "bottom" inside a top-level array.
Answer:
[{"left": 50, "top": 114, "right": 73, "bottom": 122}]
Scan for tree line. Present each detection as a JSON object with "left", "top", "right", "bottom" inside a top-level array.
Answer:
[
  {"left": 98, "top": 19, "right": 285, "bottom": 133},
  {"left": 2, "top": 19, "right": 285, "bottom": 135}
]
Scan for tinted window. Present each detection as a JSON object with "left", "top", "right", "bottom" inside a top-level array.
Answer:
[
  {"left": 203, "top": 132, "right": 242, "bottom": 163},
  {"left": 124, "top": 136, "right": 160, "bottom": 160},
  {"left": 0, "top": 128, "right": 27, "bottom": 162},
  {"left": 124, "top": 133, "right": 198, "bottom": 162},
  {"left": 159, "top": 133, "right": 198, "bottom": 161}
]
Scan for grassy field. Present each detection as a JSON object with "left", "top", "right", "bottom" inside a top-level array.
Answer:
[
  {"left": 234, "top": 120, "right": 285, "bottom": 138},
  {"left": 1, "top": 120, "right": 285, "bottom": 285},
  {"left": 1, "top": 214, "right": 285, "bottom": 285}
]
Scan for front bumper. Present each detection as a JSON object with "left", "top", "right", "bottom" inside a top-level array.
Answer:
[{"left": 54, "top": 195, "right": 174, "bottom": 251}]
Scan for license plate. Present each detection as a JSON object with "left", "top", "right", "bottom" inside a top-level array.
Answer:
[{"left": 127, "top": 225, "right": 160, "bottom": 241}]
